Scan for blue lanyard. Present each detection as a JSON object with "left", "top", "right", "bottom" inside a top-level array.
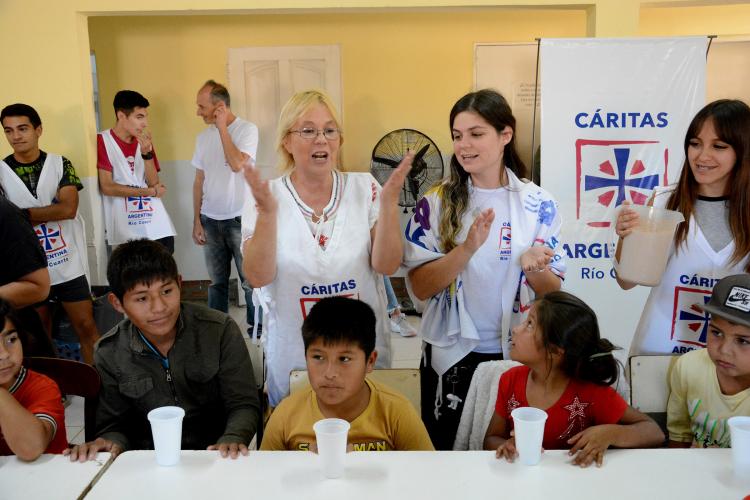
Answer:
[{"left": 138, "top": 332, "right": 170, "bottom": 370}]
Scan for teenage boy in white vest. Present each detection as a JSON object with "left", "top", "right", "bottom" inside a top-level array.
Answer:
[
  {"left": 191, "top": 80, "right": 259, "bottom": 331},
  {"left": 0, "top": 103, "right": 99, "bottom": 364},
  {"left": 97, "top": 90, "right": 176, "bottom": 254}
]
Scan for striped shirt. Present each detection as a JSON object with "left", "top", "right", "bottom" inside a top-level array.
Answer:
[{"left": 0, "top": 367, "right": 67, "bottom": 455}]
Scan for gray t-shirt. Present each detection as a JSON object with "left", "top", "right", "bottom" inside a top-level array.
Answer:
[{"left": 694, "top": 195, "right": 731, "bottom": 252}]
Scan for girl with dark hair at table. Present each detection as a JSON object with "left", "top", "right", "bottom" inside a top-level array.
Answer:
[
  {"left": 0, "top": 298, "right": 67, "bottom": 459},
  {"left": 484, "top": 291, "right": 664, "bottom": 467},
  {"left": 404, "top": 89, "right": 566, "bottom": 449}
]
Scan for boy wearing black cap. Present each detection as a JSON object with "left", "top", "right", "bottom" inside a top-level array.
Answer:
[{"left": 667, "top": 274, "right": 750, "bottom": 448}]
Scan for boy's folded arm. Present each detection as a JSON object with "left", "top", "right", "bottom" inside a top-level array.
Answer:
[
  {"left": 258, "top": 407, "right": 288, "bottom": 451},
  {"left": 667, "top": 438, "right": 692, "bottom": 448},
  {"left": 92, "top": 358, "right": 133, "bottom": 453},
  {"left": 96, "top": 431, "right": 130, "bottom": 452},
  {"left": 216, "top": 414, "right": 256, "bottom": 446},
  {"left": 0, "top": 389, "right": 55, "bottom": 461},
  {"left": 665, "top": 357, "right": 691, "bottom": 446},
  {"left": 393, "top": 404, "right": 435, "bottom": 451},
  {"left": 216, "top": 319, "right": 262, "bottom": 445}
]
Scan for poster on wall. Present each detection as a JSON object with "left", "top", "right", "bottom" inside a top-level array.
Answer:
[
  {"left": 475, "top": 43, "right": 540, "bottom": 174},
  {"left": 540, "top": 37, "right": 707, "bottom": 360}
]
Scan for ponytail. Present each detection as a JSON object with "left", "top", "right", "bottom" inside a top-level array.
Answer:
[
  {"left": 535, "top": 291, "right": 621, "bottom": 386},
  {"left": 576, "top": 338, "right": 620, "bottom": 386}
]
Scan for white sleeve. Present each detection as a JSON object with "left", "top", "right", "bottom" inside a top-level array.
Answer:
[
  {"left": 236, "top": 122, "right": 259, "bottom": 160},
  {"left": 191, "top": 135, "right": 204, "bottom": 170},
  {"left": 403, "top": 190, "right": 444, "bottom": 269}
]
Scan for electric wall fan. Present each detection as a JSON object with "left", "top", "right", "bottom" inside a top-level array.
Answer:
[{"left": 370, "top": 128, "right": 444, "bottom": 213}]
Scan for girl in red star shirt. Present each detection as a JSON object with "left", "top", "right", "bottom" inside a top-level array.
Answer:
[
  {"left": 484, "top": 291, "right": 664, "bottom": 467},
  {"left": 0, "top": 299, "right": 67, "bottom": 460}
]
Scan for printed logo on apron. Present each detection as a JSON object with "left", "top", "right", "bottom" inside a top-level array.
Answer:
[
  {"left": 670, "top": 285, "right": 711, "bottom": 349},
  {"left": 35, "top": 222, "right": 72, "bottom": 268},
  {"left": 126, "top": 195, "right": 156, "bottom": 226},
  {"left": 99, "top": 130, "right": 176, "bottom": 243},
  {"left": 299, "top": 279, "right": 360, "bottom": 318}
]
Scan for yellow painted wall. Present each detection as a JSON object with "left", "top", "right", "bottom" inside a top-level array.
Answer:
[
  {"left": 640, "top": 4, "right": 750, "bottom": 37},
  {"left": 3, "top": 0, "right": 750, "bottom": 179},
  {"left": 1, "top": 0, "right": 748, "bottom": 283},
  {"left": 88, "top": 10, "right": 587, "bottom": 171}
]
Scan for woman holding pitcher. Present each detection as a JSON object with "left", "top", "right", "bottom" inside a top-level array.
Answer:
[{"left": 616, "top": 99, "right": 750, "bottom": 355}]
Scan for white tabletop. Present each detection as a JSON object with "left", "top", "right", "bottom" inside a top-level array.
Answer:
[
  {"left": 0, "top": 452, "right": 111, "bottom": 500},
  {"left": 84, "top": 449, "right": 750, "bottom": 500}
]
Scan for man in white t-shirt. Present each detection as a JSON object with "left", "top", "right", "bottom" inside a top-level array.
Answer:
[{"left": 192, "top": 80, "right": 259, "bottom": 329}]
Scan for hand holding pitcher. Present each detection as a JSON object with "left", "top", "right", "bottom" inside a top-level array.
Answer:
[{"left": 613, "top": 204, "right": 684, "bottom": 287}]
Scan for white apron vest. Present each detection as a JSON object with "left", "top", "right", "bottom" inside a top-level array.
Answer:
[
  {"left": 99, "top": 130, "right": 176, "bottom": 245},
  {"left": 630, "top": 187, "right": 749, "bottom": 355},
  {"left": 0, "top": 155, "right": 87, "bottom": 285},
  {"left": 254, "top": 173, "right": 390, "bottom": 407}
]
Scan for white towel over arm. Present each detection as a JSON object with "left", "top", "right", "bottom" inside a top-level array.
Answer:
[{"left": 453, "top": 360, "right": 521, "bottom": 450}]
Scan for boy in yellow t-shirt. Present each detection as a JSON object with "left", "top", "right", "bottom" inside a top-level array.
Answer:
[
  {"left": 261, "top": 296, "right": 434, "bottom": 451},
  {"left": 667, "top": 274, "right": 750, "bottom": 448}
]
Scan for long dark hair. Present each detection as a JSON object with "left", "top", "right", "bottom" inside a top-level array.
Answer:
[
  {"left": 534, "top": 291, "right": 619, "bottom": 386},
  {"left": 667, "top": 99, "right": 750, "bottom": 271},
  {"left": 437, "top": 89, "right": 527, "bottom": 252}
]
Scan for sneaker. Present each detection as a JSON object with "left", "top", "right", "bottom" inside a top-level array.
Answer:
[
  {"left": 389, "top": 317, "right": 401, "bottom": 334},
  {"left": 391, "top": 313, "right": 417, "bottom": 337},
  {"left": 247, "top": 324, "right": 263, "bottom": 339}
]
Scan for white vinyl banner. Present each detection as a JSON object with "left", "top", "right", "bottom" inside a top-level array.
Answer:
[{"left": 540, "top": 37, "right": 707, "bottom": 360}]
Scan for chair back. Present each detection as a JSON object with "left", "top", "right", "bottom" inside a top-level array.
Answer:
[
  {"left": 629, "top": 355, "right": 678, "bottom": 412},
  {"left": 24, "top": 357, "right": 101, "bottom": 442},
  {"left": 453, "top": 360, "right": 521, "bottom": 450},
  {"left": 629, "top": 354, "right": 679, "bottom": 437},
  {"left": 290, "top": 369, "right": 421, "bottom": 413}
]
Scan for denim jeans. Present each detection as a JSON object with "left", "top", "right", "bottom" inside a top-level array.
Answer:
[
  {"left": 200, "top": 215, "right": 258, "bottom": 326},
  {"left": 384, "top": 276, "right": 399, "bottom": 314}
]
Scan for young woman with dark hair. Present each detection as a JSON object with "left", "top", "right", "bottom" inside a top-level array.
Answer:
[
  {"left": 404, "top": 89, "right": 567, "bottom": 449},
  {"left": 617, "top": 99, "right": 750, "bottom": 355}
]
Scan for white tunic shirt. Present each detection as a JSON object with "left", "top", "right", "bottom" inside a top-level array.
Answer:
[
  {"left": 192, "top": 118, "right": 258, "bottom": 220},
  {"left": 462, "top": 184, "right": 512, "bottom": 353},
  {"left": 242, "top": 171, "right": 389, "bottom": 406}
]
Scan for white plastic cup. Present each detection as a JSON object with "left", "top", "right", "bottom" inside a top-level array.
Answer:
[
  {"left": 728, "top": 416, "right": 750, "bottom": 477},
  {"left": 613, "top": 205, "right": 684, "bottom": 286},
  {"left": 147, "top": 406, "right": 185, "bottom": 466},
  {"left": 313, "top": 418, "right": 350, "bottom": 479},
  {"left": 511, "top": 407, "right": 548, "bottom": 466}
]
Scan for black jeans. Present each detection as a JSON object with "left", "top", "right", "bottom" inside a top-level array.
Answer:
[{"left": 420, "top": 343, "right": 502, "bottom": 450}]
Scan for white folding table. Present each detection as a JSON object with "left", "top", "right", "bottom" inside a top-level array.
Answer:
[
  {"left": 83, "top": 449, "right": 749, "bottom": 499},
  {"left": 0, "top": 452, "right": 111, "bottom": 500}
]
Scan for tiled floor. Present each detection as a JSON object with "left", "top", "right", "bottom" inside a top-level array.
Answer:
[
  {"left": 64, "top": 396, "right": 86, "bottom": 446},
  {"left": 64, "top": 304, "right": 423, "bottom": 444}
]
